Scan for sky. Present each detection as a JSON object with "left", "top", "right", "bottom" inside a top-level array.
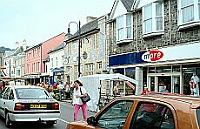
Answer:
[{"left": 0, "top": 0, "right": 115, "bottom": 49}]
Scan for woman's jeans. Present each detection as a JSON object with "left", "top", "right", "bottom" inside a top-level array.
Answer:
[{"left": 74, "top": 103, "right": 88, "bottom": 121}]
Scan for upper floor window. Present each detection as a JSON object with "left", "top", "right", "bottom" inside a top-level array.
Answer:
[
  {"left": 116, "top": 13, "right": 133, "bottom": 42},
  {"left": 178, "top": 0, "right": 200, "bottom": 28},
  {"left": 142, "top": 2, "right": 164, "bottom": 36}
]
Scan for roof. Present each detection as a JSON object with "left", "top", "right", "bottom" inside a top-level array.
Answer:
[
  {"left": 121, "top": 0, "right": 135, "bottom": 11},
  {"left": 9, "top": 85, "right": 44, "bottom": 89},
  {"left": 66, "top": 19, "right": 99, "bottom": 41},
  {"left": 25, "top": 32, "right": 65, "bottom": 52},
  {"left": 48, "top": 42, "right": 65, "bottom": 54},
  {"left": 79, "top": 73, "right": 138, "bottom": 85},
  {"left": 122, "top": 94, "right": 200, "bottom": 108}
]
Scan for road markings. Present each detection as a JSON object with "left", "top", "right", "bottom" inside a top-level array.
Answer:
[{"left": 59, "top": 118, "right": 70, "bottom": 124}]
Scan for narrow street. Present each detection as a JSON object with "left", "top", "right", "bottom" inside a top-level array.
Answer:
[{"left": 0, "top": 101, "right": 95, "bottom": 129}]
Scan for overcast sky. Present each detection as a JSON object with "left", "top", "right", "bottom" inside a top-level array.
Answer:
[{"left": 0, "top": 0, "right": 115, "bottom": 49}]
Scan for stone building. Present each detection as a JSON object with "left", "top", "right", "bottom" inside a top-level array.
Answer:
[
  {"left": 64, "top": 16, "right": 108, "bottom": 83},
  {"left": 108, "top": 0, "right": 200, "bottom": 95}
]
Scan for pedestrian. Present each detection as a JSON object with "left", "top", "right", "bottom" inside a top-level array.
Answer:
[
  {"left": 190, "top": 73, "right": 200, "bottom": 96},
  {"left": 72, "top": 80, "right": 88, "bottom": 121},
  {"left": 113, "top": 82, "right": 120, "bottom": 97},
  {"left": 141, "top": 87, "right": 150, "bottom": 95}
]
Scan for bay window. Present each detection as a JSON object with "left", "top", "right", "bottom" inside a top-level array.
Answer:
[
  {"left": 116, "top": 13, "right": 133, "bottom": 43},
  {"left": 142, "top": 2, "right": 164, "bottom": 36},
  {"left": 178, "top": 0, "right": 200, "bottom": 28}
]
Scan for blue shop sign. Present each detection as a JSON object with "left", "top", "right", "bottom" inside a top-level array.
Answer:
[{"left": 109, "top": 51, "right": 145, "bottom": 66}]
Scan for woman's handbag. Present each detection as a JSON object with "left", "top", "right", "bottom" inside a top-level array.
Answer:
[{"left": 80, "top": 87, "right": 91, "bottom": 103}]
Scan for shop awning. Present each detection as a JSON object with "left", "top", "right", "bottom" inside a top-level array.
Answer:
[{"left": 51, "top": 67, "right": 64, "bottom": 73}]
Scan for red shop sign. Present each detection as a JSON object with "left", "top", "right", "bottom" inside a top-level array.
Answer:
[{"left": 142, "top": 50, "right": 164, "bottom": 62}]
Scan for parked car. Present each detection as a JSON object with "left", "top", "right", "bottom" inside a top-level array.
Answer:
[
  {"left": 0, "top": 85, "right": 60, "bottom": 127},
  {"left": 66, "top": 93, "right": 200, "bottom": 129}
]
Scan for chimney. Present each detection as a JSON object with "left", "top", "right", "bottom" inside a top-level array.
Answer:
[{"left": 86, "top": 16, "right": 97, "bottom": 23}]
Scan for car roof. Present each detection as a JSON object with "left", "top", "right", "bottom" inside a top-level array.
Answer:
[
  {"left": 120, "top": 94, "right": 200, "bottom": 109},
  {"left": 7, "top": 85, "right": 44, "bottom": 89}
]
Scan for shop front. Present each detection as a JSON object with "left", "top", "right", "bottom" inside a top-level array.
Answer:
[{"left": 142, "top": 41, "right": 200, "bottom": 95}]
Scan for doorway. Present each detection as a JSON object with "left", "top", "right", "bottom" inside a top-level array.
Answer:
[
  {"left": 148, "top": 75, "right": 180, "bottom": 93},
  {"left": 158, "top": 76, "right": 171, "bottom": 92}
]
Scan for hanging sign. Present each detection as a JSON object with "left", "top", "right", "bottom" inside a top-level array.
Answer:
[{"left": 142, "top": 50, "right": 164, "bottom": 62}]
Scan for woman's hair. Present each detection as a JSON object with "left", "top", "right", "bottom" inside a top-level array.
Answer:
[{"left": 74, "top": 80, "right": 83, "bottom": 86}]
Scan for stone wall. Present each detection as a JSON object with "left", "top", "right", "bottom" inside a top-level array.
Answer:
[{"left": 109, "top": 0, "right": 200, "bottom": 55}]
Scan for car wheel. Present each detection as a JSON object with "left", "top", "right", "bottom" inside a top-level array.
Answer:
[
  {"left": 5, "top": 112, "right": 12, "bottom": 128},
  {"left": 46, "top": 121, "right": 55, "bottom": 126}
]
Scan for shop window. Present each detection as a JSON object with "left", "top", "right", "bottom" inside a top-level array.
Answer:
[
  {"left": 148, "top": 67, "right": 156, "bottom": 73},
  {"left": 156, "top": 66, "right": 171, "bottom": 73},
  {"left": 113, "top": 68, "right": 124, "bottom": 74},
  {"left": 172, "top": 65, "right": 180, "bottom": 72},
  {"left": 125, "top": 67, "right": 135, "bottom": 79}
]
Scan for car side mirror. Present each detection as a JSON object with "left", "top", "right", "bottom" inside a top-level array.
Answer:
[{"left": 87, "top": 116, "right": 97, "bottom": 126}]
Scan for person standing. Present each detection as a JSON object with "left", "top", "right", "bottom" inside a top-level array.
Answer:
[
  {"left": 113, "top": 82, "right": 120, "bottom": 97},
  {"left": 72, "top": 80, "right": 88, "bottom": 121},
  {"left": 141, "top": 87, "right": 150, "bottom": 95},
  {"left": 190, "top": 73, "right": 200, "bottom": 96}
]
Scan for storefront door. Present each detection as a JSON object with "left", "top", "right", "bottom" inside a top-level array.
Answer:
[
  {"left": 172, "top": 75, "right": 180, "bottom": 93},
  {"left": 148, "top": 74, "right": 180, "bottom": 93}
]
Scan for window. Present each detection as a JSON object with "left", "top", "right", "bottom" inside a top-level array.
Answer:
[
  {"left": 130, "top": 102, "right": 175, "bottom": 129},
  {"left": 56, "top": 57, "right": 58, "bottom": 67},
  {"left": 143, "top": 2, "right": 164, "bottom": 36},
  {"left": 178, "top": 0, "right": 200, "bottom": 27},
  {"left": 97, "top": 61, "right": 102, "bottom": 69},
  {"left": 116, "top": 13, "right": 133, "bottom": 42},
  {"left": 97, "top": 100, "right": 133, "bottom": 129},
  {"left": 51, "top": 58, "right": 53, "bottom": 67},
  {"left": 16, "top": 88, "right": 51, "bottom": 99}
]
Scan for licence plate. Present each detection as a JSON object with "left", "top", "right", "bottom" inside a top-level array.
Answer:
[{"left": 30, "top": 104, "right": 47, "bottom": 109}]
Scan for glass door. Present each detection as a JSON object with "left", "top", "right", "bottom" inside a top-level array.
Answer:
[
  {"left": 172, "top": 75, "right": 180, "bottom": 93},
  {"left": 148, "top": 76, "right": 155, "bottom": 91}
]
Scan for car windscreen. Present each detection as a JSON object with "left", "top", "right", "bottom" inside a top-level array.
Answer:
[
  {"left": 197, "top": 109, "right": 200, "bottom": 127},
  {"left": 16, "top": 88, "right": 51, "bottom": 99}
]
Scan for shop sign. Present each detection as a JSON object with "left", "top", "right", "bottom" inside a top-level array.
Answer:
[{"left": 142, "top": 50, "right": 164, "bottom": 62}]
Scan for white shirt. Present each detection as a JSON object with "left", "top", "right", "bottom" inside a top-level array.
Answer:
[
  {"left": 72, "top": 86, "right": 87, "bottom": 105},
  {"left": 191, "top": 75, "right": 200, "bottom": 85}
]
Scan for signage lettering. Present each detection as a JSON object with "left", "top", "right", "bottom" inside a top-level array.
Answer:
[{"left": 142, "top": 50, "right": 164, "bottom": 62}]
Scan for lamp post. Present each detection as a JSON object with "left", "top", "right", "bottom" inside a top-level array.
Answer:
[{"left": 67, "top": 21, "right": 81, "bottom": 77}]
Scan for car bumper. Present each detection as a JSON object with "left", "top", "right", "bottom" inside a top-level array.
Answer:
[{"left": 9, "top": 112, "right": 60, "bottom": 122}]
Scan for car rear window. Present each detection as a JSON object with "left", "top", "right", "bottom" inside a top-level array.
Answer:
[
  {"left": 197, "top": 109, "right": 200, "bottom": 127},
  {"left": 16, "top": 88, "right": 51, "bottom": 99}
]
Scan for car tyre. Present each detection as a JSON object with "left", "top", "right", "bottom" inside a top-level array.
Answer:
[
  {"left": 46, "top": 121, "right": 55, "bottom": 126},
  {"left": 5, "top": 112, "right": 12, "bottom": 128}
]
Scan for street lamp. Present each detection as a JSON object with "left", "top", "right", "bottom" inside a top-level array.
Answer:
[{"left": 67, "top": 21, "right": 81, "bottom": 77}]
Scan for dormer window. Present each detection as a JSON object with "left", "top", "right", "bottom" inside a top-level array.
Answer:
[
  {"left": 178, "top": 0, "right": 200, "bottom": 29},
  {"left": 142, "top": 2, "right": 164, "bottom": 37},
  {"left": 116, "top": 13, "right": 133, "bottom": 43}
]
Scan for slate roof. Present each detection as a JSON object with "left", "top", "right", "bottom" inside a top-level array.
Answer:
[
  {"left": 121, "top": 0, "right": 135, "bottom": 11},
  {"left": 67, "top": 18, "right": 99, "bottom": 41}
]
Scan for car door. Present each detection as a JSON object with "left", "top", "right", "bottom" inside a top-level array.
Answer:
[
  {"left": 1, "top": 87, "right": 11, "bottom": 118},
  {"left": 0, "top": 87, "right": 8, "bottom": 116},
  {"left": 129, "top": 101, "right": 176, "bottom": 129},
  {"left": 93, "top": 100, "right": 134, "bottom": 129}
]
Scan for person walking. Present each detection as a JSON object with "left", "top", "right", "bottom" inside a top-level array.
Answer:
[{"left": 72, "top": 80, "right": 88, "bottom": 121}]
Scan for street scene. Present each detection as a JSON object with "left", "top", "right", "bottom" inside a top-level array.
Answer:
[{"left": 1, "top": 0, "right": 200, "bottom": 128}]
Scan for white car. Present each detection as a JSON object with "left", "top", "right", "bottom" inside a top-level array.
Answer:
[{"left": 0, "top": 85, "right": 60, "bottom": 127}]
